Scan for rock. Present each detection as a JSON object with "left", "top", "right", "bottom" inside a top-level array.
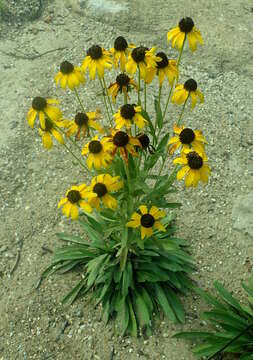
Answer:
[{"left": 232, "top": 191, "right": 253, "bottom": 238}]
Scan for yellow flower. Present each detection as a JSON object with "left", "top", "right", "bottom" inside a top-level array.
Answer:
[
  {"left": 167, "top": 17, "right": 203, "bottom": 52},
  {"left": 126, "top": 46, "right": 159, "bottom": 79},
  {"left": 171, "top": 79, "right": 204, "bottom": 109},
  {"left": 144, "top": 52, "right": 179, "bottom": 85},
  {"left": 87, "top": 174, "right": 123, "bottom": 210},
  {"left": 114, "top": 104, "right": 147, "bottom": 130},
  {"left": 173, "top": 148, "right": 211, "bottom": 187},
  {"left": 65, "top": 111, "right": 104, "bottom": 140},
  {"left": 127, "top": 205, "right": 166, "bottom": 240},
  {"left": 168, "top": 124, "right": 207, "bottom": 154},
  {"left": 81, "top": 135, "right": 113, "bottom": 169},
  {"left": 110, "top": 36, "right": 130, "bottom": 72},
  {"left": 81, "top": 45, "right": 112, "bottom": 80},
  {"left": 106, "top": 130, "right": 141, "bottom": 164},
  {"left": 27, "top": 97, "right": 62, "bottom": 129},
  {"left": 38, "top": 118, "right": 65, "bottom": 150},
  {"left": 58, "top": 184, "right": 95, "bottom": 220},
  {"left": 54, "top": 61, "right": 85, "bottom": 90},
  {"left": 108, "top": 73, "right": 138, "bottom": 103}
]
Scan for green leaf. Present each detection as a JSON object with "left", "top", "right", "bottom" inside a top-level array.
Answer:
[
  {"left": 133, "top": 289, "right": 151, "bottom": 328},
  {"left": 173, "top": 331, "right": 214, "bottom": 340},
  {"left": 141, "top": 109, "right": 157, "bottom": 143},
  {"left": 122, "top": 261, "right": 133, "bottom": 297},
  {"left": 154, "top": 97, "right": 163, "bottom": 130},
  {"left": 156, "top": 132, "right": 170, "bottom": 152},
  {"left": 140, "top": 287, "right": 154, "bottom": 314},
  {"left": 202, "top": 310, "right": 248, "bottom": 330},
  {"left": 128, "top": 154, "right": 137, "bottom": 179},
  {"left": 54, "top": 245, "right": 95, "bottom": 262},
  {"left": 119, "top": 246, "right": 128, "bottom": 271},
  {"left": 56, "top": 233, "right": 90, "bottom": 245},
  {"left": 61, "top": 277, "right": 87, "bottom": 305},
  {"left": 78, "top": 218, "right": 104, "bottom": 245},
  {"left": 116, "top": 299, "right": 129, "bottom": 335},
  {"left": 127, "top": 297, "right": 138, "bottom": 337},
  {"left": 193, "top": 342, "right": 227, "bottom": 358},
  {"left": 113, "top": 266, "right": 122, "bottom": 283},
  {"left": 214, "top": 282, "right": 243, "bottom": 311},
  {"left": 164, "top": 287, "right": 185, "bottom": 323},
  {"left": 86, "top": 254, "right": 108, "bottom": 287},
  {"left": 154, "top": 283, "right": 177, "bottom": 322}
]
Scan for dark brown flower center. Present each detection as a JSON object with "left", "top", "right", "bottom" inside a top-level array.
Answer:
[
  {"left": 186, "top": 151, "right": 203, "bottom": 169},
  {"left": 184, "top": 78, "right": 197, "bottom": 92},
  {"left": 60, "top": 61, "right": 74, "bottom": 74},
  {"left": 67, "top": 190, "right": 81, "bottom": 204},
  {"left": 179, "top": 128, "right": 195, "bottom": 144},
  {"left": 114, "top": 36, "right": 128, "bottom": 51},
  {"left": 156, "top": 52, "right": 169, "bottom": 69},
  {"left": 87, "top": 45, "right": 103, "bottom": 60},
  {"left": 88, "top": 140, "right": 103, "bottom": 154},
  {"left": 116, "top": 73, "right": 130, "bottom": 90},
  {"left": 113, "top": 131, "right": 129, "bottom": 147},
  {"left": 32, "top": 96, "right": 47, "bottom": 111},
  {"left": 178, "top": 17, "right": 194, "bottom": 33},
  {"left": 120, "top": 104, "right": 136, "bottom": 119},
  {"left": 93, "top": 183, "right": 107, "bottom": 197},
  {"left": 138, "top": 134, "right": 150, "bottom": 148},
  {"left": 131, "top": 46, "right": 148, "bottom": 63},
  {"left": 141, "top": 214, "right": 155, "bottom": 228},
  {"left": 75, "top": 112, "right": 89, "bottom": 127}
]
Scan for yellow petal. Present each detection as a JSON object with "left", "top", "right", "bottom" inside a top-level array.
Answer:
[
  {"left": 58, "top": 197, "right": 68, "bottom": 208},
  {"left": 154, "top": 221, "right": 166, "bottom": 232},
  {"left": 139, "top": 205, "right": 148, "bottom": 215},
  {"left": 51, "top": 128, "right": 64, "bottom": 144},
  {"left": 141, "top": 226, "right": 153, "bottom": 240},
  {"left": 177, "top": 166, "right": 190, "bottom": 180},
  {"left": 185, "top": 170, "right": 195, "bottom": 187},
  {"left": 190, "top": 91, "right": 197, "bottom": 109},
  {"left": 70, "top": 204, "right": 79, "bottom": 220},
  {"left": 27, "top": 108, "right": 37, "bottom": 128},
  {"left": 79, "top": 200, "right": 92, "bottom": 213},
  {"left": 187, "top": 31, "right": 197, "bottom": 52},
  {"left": 42, "top": 132, "right": 53, "bottom": 149}
]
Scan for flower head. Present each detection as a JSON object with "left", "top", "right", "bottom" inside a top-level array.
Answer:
[
  {"left": 27, "top": 97, "right": 62, "bottom": 129},
  {"left": 81, "top": 135, "right": 113, "bottom": 169},
  {"left": 55, "top": 61, "right": 85, "bottom": 90},
  {"left": 136, "top": 133, "right": 155, "bottom": 154},
  {"left": 65, "top": 111, "right": 104, "bottom": 140},
  {"left": 126, "top": 46, "right": 160, "bottom": 80},
  {"left": 108, "top": 73, "right": 138, "bottom": 103},
  {"left": 168, "top": 124, "right": 207, "bottom": 154},
  {"left": 38, "top": 117, "right": 65, "bottom": 150},
  {"left": 167, "top": 17, "right": 203, "bottom": 52},
  {"left": 87, "top": 174, "right": 123, "bottom": 210},
  {"left": 127, "top": 205, "right": 166, "bottom": 240},
  {"left": 81, "top": 45, "right": 112, "bottom": 80},
  {"left": 58, "top": 184, "right": 94, "bottom": 220},
  {"left": 173, "top": 148, "right": 211, "bottom": 187},
  {"left": 171, "top": 79, "right": 204, "bottom": 109},
  {"left": 155, "top": 52, "right": 178, "bottom": 86},
  {"left": 106, "top": 130, "right": 141, "bottom": 163},
  {"left": 114, "top": 104, "right": 147, "bottom": 130},
  {"left": 110, "top": 36, "right": 130, "bottom": 72}
]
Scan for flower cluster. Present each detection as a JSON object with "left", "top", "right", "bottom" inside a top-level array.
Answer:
[{"left": 26, "top": 17, "right": 209, "bottom": 239}]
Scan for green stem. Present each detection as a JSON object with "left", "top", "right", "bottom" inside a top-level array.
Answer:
[
  {"left": 162, "top": 35, "right": 186, "bottom": 121},
  {"left": 137, "top": 66, "right": 141, "bottom": 106},
  {"left": 102, "top": 77, "right": 114, "bottom": 116},
  {"left": 98, "top": 77, "right": 112, "bottom": 127},
  {"left": 124, "top": 92, "right": 128, "bottom": 105},
  {"left": 176, "top": 95, "right": 189, "bottom": 126},
  {"left": 144, "top": 82, "right": 147, "bottom": 111},
  {"left": 62, "top": 142, "right": 87, "bottom": 170},
  {"left": 158, "top": 85, "right": 162, "bottom": 104},
  {"left": 73, "top": 88, "right": 86, "bottom": 113}
]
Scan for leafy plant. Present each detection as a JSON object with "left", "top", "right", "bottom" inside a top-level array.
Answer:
[
  {"left": 174, "top": 276, "right": 253, "bottom": 359},
  {"left": 39, "top": 210, "right": 196, "bottom": 336}
]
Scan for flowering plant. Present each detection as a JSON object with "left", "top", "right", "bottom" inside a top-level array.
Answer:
[{"left": 28, "top": 17, "right": 210, "bottom": 336}]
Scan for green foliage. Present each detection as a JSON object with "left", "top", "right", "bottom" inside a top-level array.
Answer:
[
  {"left": 174, "top": 276, "right": 253, "bottom": 359},
  {"left": 39, "top": 210, "right": 195, "bottom": 336}
]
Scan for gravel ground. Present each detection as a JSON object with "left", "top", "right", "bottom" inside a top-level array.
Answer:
[{"left": 0, "top": 0, "right": 253, "bottom": 359}]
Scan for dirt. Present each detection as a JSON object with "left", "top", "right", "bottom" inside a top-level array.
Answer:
[{"left": 0, "top": 0, "right": 253, "bottom": 359}]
